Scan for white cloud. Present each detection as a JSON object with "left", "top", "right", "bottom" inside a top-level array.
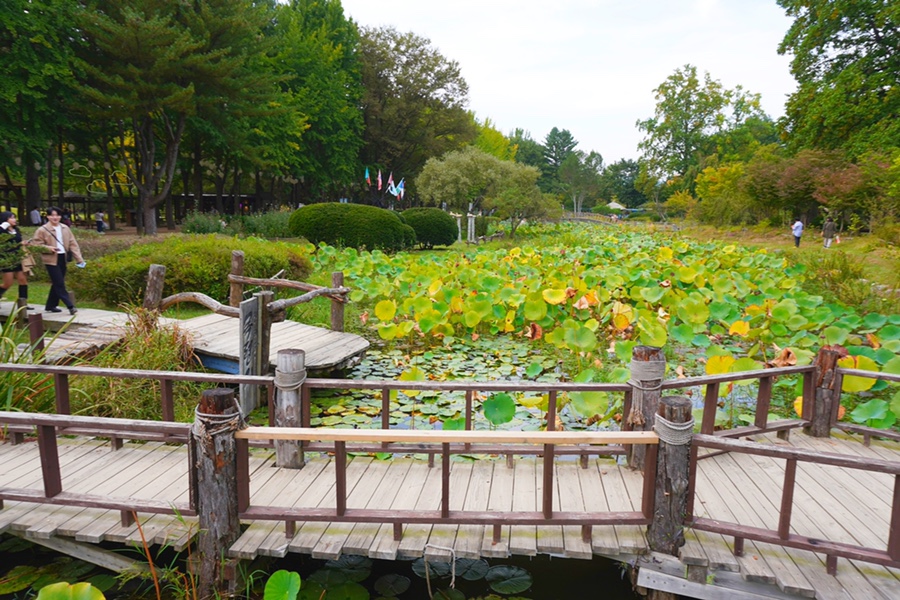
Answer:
[{"left": 341, "top": 0, "right": 796, "bottom": 161}]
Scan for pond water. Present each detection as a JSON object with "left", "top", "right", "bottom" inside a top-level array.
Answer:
[{"left": 0, "top": 534, "right": 643, "bottom": 599}]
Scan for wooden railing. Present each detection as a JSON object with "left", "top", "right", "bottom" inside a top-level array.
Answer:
[{"left": 234, "top": 427, "right": 659, "bottom": 541}]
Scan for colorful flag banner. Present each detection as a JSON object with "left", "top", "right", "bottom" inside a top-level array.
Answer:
[
  {"left": 365, "top": 167, "right": 370, "bottom": 185},
  {"left": 377, "top": 169, "right": 382, "bottom": 191}
]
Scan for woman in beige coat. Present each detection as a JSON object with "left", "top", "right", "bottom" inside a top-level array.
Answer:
[{"left": 30, "top": 206, "right": 85, "bottom": 315}]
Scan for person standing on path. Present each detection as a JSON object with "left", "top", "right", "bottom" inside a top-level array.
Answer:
[
  {"left": 822, "top": 217, "right": 837, "bottom": 248},
  {"left": 0, "top": 212, "right": 32, "bottom": 308},
  {"left": 791, "top": 218, "right": 804, "bottom": 248},
  {"left": 94, "top": 210, "right": 105, "bottom": 233},
  {"left": 30, "top": 206, "right": 86, "bottom": 315}
]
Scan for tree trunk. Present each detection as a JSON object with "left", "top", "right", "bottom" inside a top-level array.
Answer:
[{"left": 626, "top": 346, "right": 666, "bottom": 470}]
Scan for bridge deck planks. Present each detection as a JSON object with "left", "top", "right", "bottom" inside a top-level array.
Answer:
[{"left": 3, "top": 432, "right": 900, "bottom": 599}]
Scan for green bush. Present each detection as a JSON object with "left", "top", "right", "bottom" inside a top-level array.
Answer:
[
  {"left": 288, "top": 203, "right": 415, "bottom": 252},
  {"left": 70, "top": 235, "right": 313, "bottom": 307},
  {"left": 873, "top": 223, "right": 900, "bottom": 246},
  {"left": 400, "top": 207, "right": 458, "bottom": 248}
]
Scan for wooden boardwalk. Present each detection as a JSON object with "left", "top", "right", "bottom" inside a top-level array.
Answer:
[
  {"left": 0, "top": 304, "right": 368, "bottom": 374},
  {"left": 2, "top": 430, "right": 900, "bottom": 599}
]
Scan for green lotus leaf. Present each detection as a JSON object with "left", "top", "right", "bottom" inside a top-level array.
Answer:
[
  {"left": 882, "top": 356, "right": 900, "bottom": 375},
  {"left": 640, "top": 286, "right": 666, "bottom": 303},
  {"left": 862, "top": 313, "right": 888, "bottom": 331},
  {"left": 525, "top": 362, "right": 544, "bottom": 378},
  {"left": 638, "top": 313, "right": 668, "bottom": 347},
  {"left": 485, "top": 565, "right": 533, "bottom": 594},
  {"left": 669, "top": 323, "right": 694, "bottom": 344},
  {"left": 483, "top": 393, "right": 516, "bottom": 425},
  {"left": 824, "top": 326, "right": 849, "bottom": 345},
  {"left": 839, "top": 355, "right": 878, "bottom": 392},
  {"left": 849, "top": 399, "right": 890, "bottom": 426},
  {"left": 264, "top": 570, "right": 302, "bottom": 600},
  {"left": 374, "top": 300, "right": 396, "bottom": 322},
  {"left": 879, "top": 325, "right": 900, "bottom": 341},
  {"left": 524, "top": 296, "right": 548, "bottom": 321}
]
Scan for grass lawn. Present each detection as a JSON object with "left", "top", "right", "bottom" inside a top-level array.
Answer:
[{"left": 678, "top": 223, "right": 900, "bottom": 289}]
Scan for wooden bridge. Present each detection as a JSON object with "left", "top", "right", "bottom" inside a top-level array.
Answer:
[{"left": 2, "top": 349, "right": 900, "bottom": 600}]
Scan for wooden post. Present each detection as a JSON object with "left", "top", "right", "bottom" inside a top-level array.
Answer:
[
  {"left": 626, "top": 346, "right": 666, "bottom": 470},
  {"left": 142, "top": 264, "right": 166, "bottom": 310},
  {"left": 28, "top": 312, "right": 44, "bottom": 353},
  {"left": 16, "top": 298, "right": 27, "bottom": 327},
  {"left": 274, "top": 349, "right": 306, "bottom": 468},
  {"left": 330, "top": 271, "right": 344, "bottom": 332},
  {"left": 647, "top": 396, "right": 693, "bottom": 556},
  {"left": 190, "top": 388, "right": 242, "bottom": 599},
  {"left": 808, "top": 347, "right": 843, "bottom": 438},
  {"left": 229, "top": 250, "right": 245, "bottom": 308},
  {"left": 238, "top": 291, "right": 273, "bottom": 415},
  {"left": 239, "top": 296, "right": 260, "bottom": 415}
]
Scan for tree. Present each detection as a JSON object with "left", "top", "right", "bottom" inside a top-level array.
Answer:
[
  {"left": 510, "top": 129, "right": 545, "bottom": 169},
  {"left": 484, "top": 166, "right": 560, "bottom": 238},
  {"left": 474, "top": 118, "right": 516, "bottom": 161},
  {"left": 268, "top": 0, "right": 363, "bottom": 201},
  {"left": 558, "top": 150, "right": 603, "bottom": 214},
  {"left": 357, "top": 26, "right": 477, "bottom": 184},
  {"left": 75, "top": 0, "right": 280, "bottom": 234},
  {"left": 541, "top": 127, "right": 578, "bottom": 192},
  {"left": 415, "top": 146, "right": 508, "bottom": 212},
  {"left": 0, "top": 0, "right": 79, "bottom": 211},
  {"left": 636, "top": 64, "right": 768, "bottom": 191},
  {"left": 598, "top": 159, "right": 648, "bottom": 208},
  {"left": 777, "top": 0, "right": 900, "bottom": 155}
]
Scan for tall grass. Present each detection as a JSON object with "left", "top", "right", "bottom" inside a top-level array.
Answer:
[
  {"left": 0, "top": 307, "right": 58, "bottom": 416},
  {"left": 794, "top": 250, "right": 900, "bottom": 315},
  {"left": 70, "top": 308, "right": 208, "bottom": 421}
]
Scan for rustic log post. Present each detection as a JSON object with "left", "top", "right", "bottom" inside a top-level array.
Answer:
[
  {"left": 190, "top": 388, "right": 244, "bottom": 599},
  {"left": 647, "top": 396, "right": 693, "bottom": 555},
  {"left": 330, "top": 271, "right": 344, "bottom": 332},
  {"left": 274, "top": 349, "right": 306, "bottom": 468},
  {"left": 229, "top": 250, "right": 245, "bottom": 308},
  {"left": 16, "top": 298, "right": 27, "bottom": 327},
  {"left": 808, "top": 346, "right": 843, "bottom": 437},
  {"left": 142, "top": 264, "right": 166, "bottom": 310},
  {"left": 626, "top": 346, "right": 666, "bottom": 470}
]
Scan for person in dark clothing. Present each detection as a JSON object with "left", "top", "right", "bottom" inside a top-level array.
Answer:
[
  {"left": 0, "top": 212, "right": 31, "bottom": 307},
  {"left": 822, "top": 217, "right": 837, "bottom": 249}
]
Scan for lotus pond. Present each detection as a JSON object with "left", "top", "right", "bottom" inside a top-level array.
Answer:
[
  {"left": 300, "top": 222, "right": 900, "bottom": 432},
  {"left": 0, "top": 535, "right": 639, "bottom": 599}
]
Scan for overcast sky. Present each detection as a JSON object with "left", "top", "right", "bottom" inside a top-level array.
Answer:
[{"left": 340, "top": 0, "right": 798, "bottom": 164}]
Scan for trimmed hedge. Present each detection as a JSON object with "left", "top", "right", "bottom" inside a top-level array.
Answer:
[
  {"left": 400, "top": 208, "right": 458, "bottom": 248},
  {"left": 70, "top": 235, "right": 312, "bottom": 307},
  {"left": 289, "top": 203, "right": 415, "bottom": 252}
]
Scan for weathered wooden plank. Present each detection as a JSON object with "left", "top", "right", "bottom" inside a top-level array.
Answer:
[
  {"left": 481, "top": 460, "right": 513, "bottom": 558},
  {"left": 397, "top": 461, "right": 446, "bottom": 558},
  {"left": 424, "top": 461, "right": 472, "bottom": 563},
  {"left": 576, "top": 458, "right": 618, "bottom": 555},
  {"left": 508, "top": 459, "right": 537, "bottom": 557},
  {"left": 343, "top": 459, "right": 412, "bottom": 557},
  {"left": 254, "top": 458, "right": 333, "bottom": 558},
  {"left": 454, "top": 460, "right": 492, "bottom": 559},
  {"left": 534, "top": 460, "right": 564, "bottom": 555},
  {"left": 368, "top": 461, "right": 430, "bottom": 560},
  {"left": 312, "top": 459, "right": 391, "bottom": 559},
  {"left": 603, "top": 466, "right": 645, "bottom": 554},
  {"left": 556, "top": 463, "right": 593, "bottom": 560},
  {"left": 288, "top": 457, "right": 373, "bottom": 555}
]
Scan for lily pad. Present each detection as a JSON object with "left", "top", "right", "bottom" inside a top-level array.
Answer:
[{"left": 485, "top": 565, "right": 533, "bottom": 594}]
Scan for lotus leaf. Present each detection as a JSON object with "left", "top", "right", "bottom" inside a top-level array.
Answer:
[
  {"left": 824, "top": 326, "right": 849, "bottom": 345},
  {"left": 863, "top": 313, "right": 888, "bottom": 331},
  {"left": 483, "top": 393, "right": 516, "bottom": 425},
  {"left": 412, "top": 559, "right": 452, "bottom": 579},
  {"left": 839, "top": 355, "right": 878, "bottom": 392},
  {"left": 36, "top": 583, "right": 105, "bottom": 600},
  {"left": 883, "top": 356, "right": 900, "bottom": 375},
  {"left": 264, "top": 570, "right": 301, "bottom": 600},
  {"left": 485, "top": 565, "right": 533, "bottom": 594},
  {"left": 374, "top": 300, "right": 396, "bottom": 322},
  {"left": 850, "top": 399, "right": 893, "bottom": 428}
]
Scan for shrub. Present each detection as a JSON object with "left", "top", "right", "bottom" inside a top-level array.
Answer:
[
  {"left": 873, "top": 223, "right": 900, "bottom": 246},
  {"left": 288, "top": 203, "right": 415, "bottom": 252},
  {"left": 231, "top": 209, "right": 294, "bottom": 238},
  {"left": 70, "top": 234, "right": 313, "bottom": 307},
  {"left": 181, "top": 211, "right": 231, "bottom": 234},
  {"left": 400, "top": 208, "right": 458, "bottom": 248}
]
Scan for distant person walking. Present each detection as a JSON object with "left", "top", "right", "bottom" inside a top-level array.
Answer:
[
  {"left": 29, "top": 207, "right": 42, "bottom": 226},
  {"left": 94, "top": 210, "right": 105, "bottom": 233},
  {"left": 791, "top": 218, "right": 804, "bottom": 248},
  {"left": 822, "top": 217, "right": 837, "bottom": 248},
  {"left": 30, "top": 206, "right": 85, "bottom": 315}
]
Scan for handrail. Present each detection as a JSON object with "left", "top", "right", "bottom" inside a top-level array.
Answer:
[
  {"left": 836, "top": 368, "right": 900, "bottom": 383},
  {"left": 235, "top": 426, "right": 658, "bottom": 445},
  {"left": 690, "top": 434, "right": 900, "bottom": 573}
]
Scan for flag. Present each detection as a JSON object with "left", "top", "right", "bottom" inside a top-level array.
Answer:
[
  {"left": 377, "top": 169, "right": 382, "bottom": 191},
  {"left": 397, "top": 178, "right": 405, "bottom": 199},
  {"left": 387, "top": 172, "right": 394, "bottom": 188},
  {"left": 365, "top": 167, "right": 370, "bottom": 185}
]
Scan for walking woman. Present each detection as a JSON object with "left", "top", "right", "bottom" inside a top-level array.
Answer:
[
  {"left": 0, "top": 211, "right": 31, "bottom": 307},
  {"left": 30, "top": 206, "right": 85, "bottom": 315}
]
